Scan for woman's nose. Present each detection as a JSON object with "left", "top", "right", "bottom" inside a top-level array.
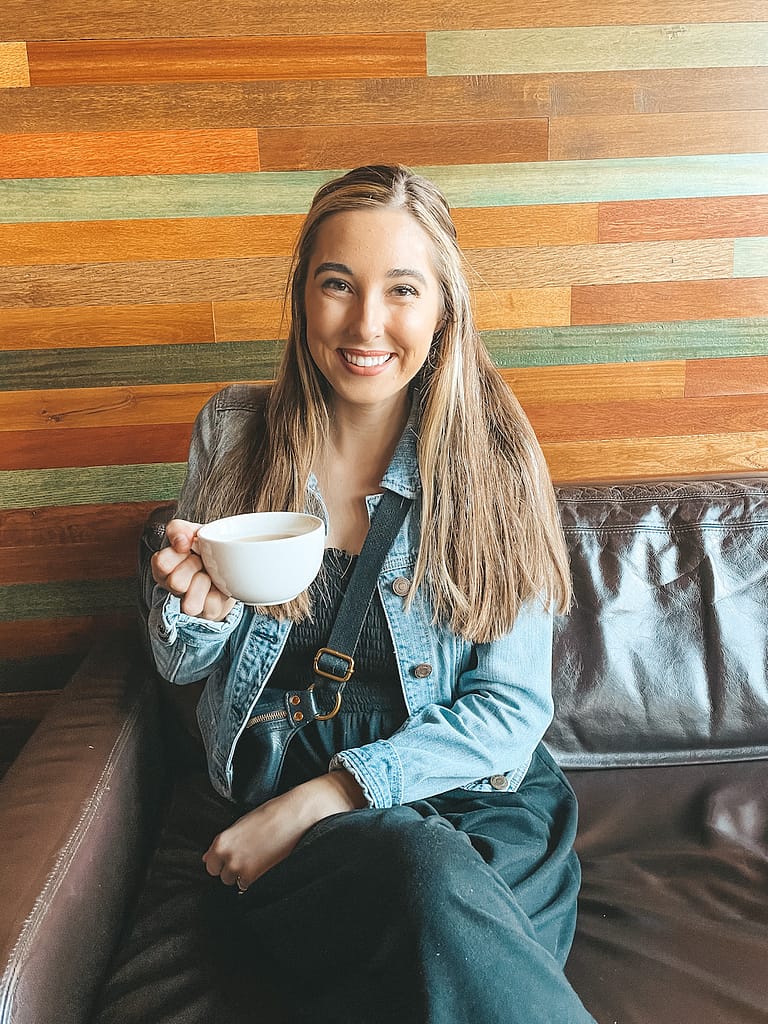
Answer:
[{"left": 349, "top": 293, "right": 385, "bottom": 342}]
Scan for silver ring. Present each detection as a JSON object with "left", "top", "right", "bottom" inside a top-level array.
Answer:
[{"left": 236, "top": 874, "right": 248, "bottom": 895}]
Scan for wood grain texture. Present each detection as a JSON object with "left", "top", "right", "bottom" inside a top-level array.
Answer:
[
  {"left": 464, "top": 239, "right": 734, "bottom": 289},
  {"left": 213, "top": 299, "right": 288, "bottom": 342},
  {"left": 0, "top": 257, "right": 292, "bottom": 306},
  {"left": 0, "top": 580, "right": 135, "bottom": 621},
  {"left": 2, "top": 340, "right": 284, "bottom": 390},
  {"left": 427, "top": 24, "right": 768, "bottom": 76},
  {"left": 3, "top": 1, "right": 765, "bottom": 39},
  {"left": 453, "top": 205, "right": 599, "bottom": 248},
  {"left": 0, "top": 383, "right": 226, "bottom": 433},
  {"left": 484, "top": 319, "right": 768, "bottom": 366},
  {"left": 258, "top": 120, "right": 548, "bottom": 171},
  {"left": 571, "top": 279, "right": 768, "bottom": 326},
  {"left": 551, "top": 111, "right": 768, "bottom": 161},
  {"left": 543, "top": 432, "right": 768, "bottom": 483},
  {"left": 0, "top": 41, "right": 28, "bottom": 86},
  {"left": 0, "top": 303, "right": 214, "bottom": 350},
  {"left": 599, "top": 195, "right": 768, "bottom": 242},
  {"left": 685, "top": 357, "right": 768, "bottom": 397},
  {"left": 0, "top": 129, "right": 261, "bottom": 178},
  {"left": 0, "top": 613, "right": 132, "bottom": 658},
  {"left": 0, "top": 216, "right": 303, "bottom": 267},
  {"left": 0, "top": 463, "right": 186, "bottom": 510},
  {"left": 1, "top": 422, "right": 193, "bottom": 470},
  {"left": 27, "top": 35, "right": 426, "bottom": 86},
  {"left": 5, "top": 157, "right": 768, "bottom": 224},
  {"left": 734, "top": 237, "right": 768, "bottom": 278},
  {"left": 500, "top": 361, "right": 686, "bottom": 403},
  {"left": 473, "top": 288, "right": 571, "bottom": 330}
]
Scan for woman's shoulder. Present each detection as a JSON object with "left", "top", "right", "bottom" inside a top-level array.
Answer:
[
  {"left": 192, "top": 383, "right": 271, "bottom": 451},
  {"left": 207, "top": 382, "right": 271, "bottom": 416}
]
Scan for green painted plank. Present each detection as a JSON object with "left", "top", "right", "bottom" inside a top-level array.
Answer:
[
  {"left": 427, "top": 24, "right": 768, "bottom": 76},
  {"left": 0, "top": 463, "right": 186, "bottom": 510},
  {"left": 3, "top": 156, "right": 768, "bottom": 222},
  {"left": 483, "top": 319, "right": 768, "bottom": 367},
  {"left": 0, "top": 579, "right": 135, "bottom": 621},
  {"left": 1, "top": 340, "right": 285, "bottom": 391},
  {"left": 734, "top": 237, "right": 768, "bottom": 278}
]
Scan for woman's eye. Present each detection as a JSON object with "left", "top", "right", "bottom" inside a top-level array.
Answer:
[
  {"left": 323, "top": 278, "right": 351, "bottom": 292},
  {"left": 392, "top": 284, "right": 418, "bottom": 297}
]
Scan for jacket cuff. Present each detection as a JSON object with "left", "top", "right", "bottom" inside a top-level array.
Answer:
[
  {"left": 153, "top": 591, "right": 244, "bottom": 646},
  {"left": 329, "top": 740, "right": 404, "bottom": 809}
]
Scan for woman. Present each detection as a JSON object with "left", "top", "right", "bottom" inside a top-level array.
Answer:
[{"left": 149, "top": 164, "right": 595, "bottom": 1023}]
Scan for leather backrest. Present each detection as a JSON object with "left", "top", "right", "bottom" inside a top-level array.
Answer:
[{"left": 548, "top": 477, "right": 768, "bottom": 767}]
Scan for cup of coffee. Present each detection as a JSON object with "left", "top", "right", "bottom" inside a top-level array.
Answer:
[{"left": 196, "top": 511, "right": 325, "bottom": 605}]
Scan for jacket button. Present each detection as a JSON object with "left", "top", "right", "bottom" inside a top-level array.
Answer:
[
  {"left": 413, "top": 663, "right": 433, "bottom": 678},
  {"left": 489, "top": 774, "right": 510, "bottom": 791},
  {"left": 392, "top": 577, "right": 411, "bottom": 597}
]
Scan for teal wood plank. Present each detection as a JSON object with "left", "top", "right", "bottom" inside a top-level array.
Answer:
[
  {"left": 427, "top": 24, "right": 768, "bottom": 76},
  {"left": 734, "top": 238, "right": 768, "bottom": 278},
  {"left": 0, "top": 463, "right": 186, "bottom": 510},
  {"left": 1, "top": 340, "right": 285, "bottom": 390},
  {"left": 0, "top": 579, "right": 135, "bottom": 621},
  {"left": 483, "top": 319, "right": 768, "bottom": 367},
  {"left": 3, "top": 156, "right": 768, "bottom": 223}
]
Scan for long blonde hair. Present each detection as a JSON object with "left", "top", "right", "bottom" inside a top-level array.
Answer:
[{"left": 193, "top": 164, "right": 571, "bottom": 641}]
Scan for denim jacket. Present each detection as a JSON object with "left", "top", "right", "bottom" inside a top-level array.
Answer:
[{"left": 148, "top": 384, "right": 555, "bottom": 808}]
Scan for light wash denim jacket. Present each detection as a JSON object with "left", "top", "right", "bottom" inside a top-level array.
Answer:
[{"left": 148, "top": 385, "right": 555, "bottom": 808}]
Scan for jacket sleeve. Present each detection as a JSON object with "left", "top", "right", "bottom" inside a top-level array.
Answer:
[{"left": 330, "top": 598, "right": 555, "bottom": 807}]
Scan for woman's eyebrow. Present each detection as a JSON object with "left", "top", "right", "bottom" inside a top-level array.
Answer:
[
  {"left": 387, "top": 267, "right": 427, "bottom": 286},
  {"left": 313, "top": 261, "right": 352, "bottom": 278},
  {"left": 313, "top": 262, "right": 428, "bottom": 286}
]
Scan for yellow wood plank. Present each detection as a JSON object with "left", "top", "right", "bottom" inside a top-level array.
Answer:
[
  {"left": 544, "top": 432, "right": 768, "bottom": 483},
  {"left": 473, "top": 288, "right": 571, "bottom": 330},
  {"left": 0, "top": 42, "right": 29, "bottom": 87},
  {"left": 499, "top": 361, "right": 686, "bottom": 403},
  {"left": 0, "top": 216, "right": 303, "bottom": 267},
  {"left": 465, "top": 240, "right": 734, "bottom": 289},
  {"left": 213, "top": 299, "right": 288, "bottom": 342},
  {"left": 453, "top": 205, "right": 598, "bottom": 248},
  {"left": 0, "top": 303, "right": 214, "bottom": 349}
]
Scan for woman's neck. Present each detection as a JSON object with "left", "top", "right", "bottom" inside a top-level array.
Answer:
[{"left": 326, "top": 393, "right": 410, "bottom": 486}]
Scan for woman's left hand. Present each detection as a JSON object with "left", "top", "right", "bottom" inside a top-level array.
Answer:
[{"left": 202, "top": 770, "right": 366, "bottom": 892}]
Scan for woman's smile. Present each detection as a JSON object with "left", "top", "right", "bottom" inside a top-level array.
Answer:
[{"left": 339, "top": 348, "right": 396, "bottom": 373}]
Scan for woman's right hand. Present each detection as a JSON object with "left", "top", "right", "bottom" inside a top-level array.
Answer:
[{"left": 151, "top": 518, "right": 237, "bottom": 621}]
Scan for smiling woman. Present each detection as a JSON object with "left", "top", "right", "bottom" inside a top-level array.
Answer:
[{"left": 144, "top": 164, "right": 593, "bottom": 1024}]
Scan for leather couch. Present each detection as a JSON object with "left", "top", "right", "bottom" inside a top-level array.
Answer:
[{"left": 2, "top": 476, "right": 767, "bottom": 1023}]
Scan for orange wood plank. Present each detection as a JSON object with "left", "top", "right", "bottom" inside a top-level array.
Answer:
[
  {"left": 523, "top": 395, "right": 768, "bottom": 442},
  {"left": 0, "top": 42, "right": 29, "bottom": 87},
  {"left": 0, "top": 422, "right": 193, "bottom": 470},
  {"left": 0, "top": 383, "right": 239, "bottom": 431},
  {"left": 0, "top": 129, "right": 260, "bottom": 178},
  {"left": 26, "top": 35, "right": 426, "bottom": 86},
  {"left": 571, "top": 279, "right": 768, "bottom": 326},
  {"left": 453, "top": 205, "right": 598, "bottom": 248},
  {"left": 0, "top": 614, "right": 132, "bottom": 658},
  {"left": 599, "top": 195, "right": 768, "bottom": 243},
  {"left": 685, "top": 356, "right": 768, "bottom": 398},
  {"left": 473, "top": 288, "right": 571, "bottom": 330},
  {"left": 258, "top": 119, "right": 548, "bottom": 171},
  {"left": 213, "top": 299, "right": 288, "bottom": 342},
  {"left": 544, "top": 432, "right": 768, "bottom": 483},
  {"left": 0, "top": 303, "right": 214, "bottom": 350},
  {"left": 550, "top": 111, "right": 768, "bottom": 161},
  {"left": 0, "top": 501, "right": 160, "bottom": 547},
  {"left": 0, "top": 217, "right": 303, "bottom": 268},
  {"left": 499, "top": 362, "right": 686, "bottom": 403}
]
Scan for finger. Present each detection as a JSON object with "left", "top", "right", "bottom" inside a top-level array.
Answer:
[
  {"left": 180, "top": 570, "right": 213, "bottom": 617},
  {"left": 163, "top": 553, "right": 205, "bottom": 597},
  {"left": 165, "top": 518, "right": 201, "bottom": 554},
  {"left": 201, "top": 589, "right": 237, "bottom": 621},
  {"left": 151, "top": 545, "right": 194, "bottom": 584}
]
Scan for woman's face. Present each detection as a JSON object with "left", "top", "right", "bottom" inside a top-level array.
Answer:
[{"left": 303, "top": 207, "right": 443, "bottom": 415}]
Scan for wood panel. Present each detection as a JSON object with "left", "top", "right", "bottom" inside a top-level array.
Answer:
[
  {"left": 685, "top": 356, "right": 768, "bottom": 397},
  {"left": 550, "top": 111, "right": 768, "bottom": 161},
  {"left": 0, "top": 216, "right": 302, "bottom": 267},
  {"left": 0, "top": 580, "right": 136, "bottom": 620},
  {"left": 500, "top": 361, "right": 687, "bottom": 403},
  {"left": 0, "top": 257, "right": 292, "bottom": 307},
  {"left": 453, "top": 205, "right": 599, "bottom": 248},
  {"left": 473, "top": 288, "right": 571, "bottom": 330},
  {"left": 734, "top": 237, "right": 768, "bottom": 277},
  {"left": 0, "top": 464, "right": 186, "bottom": 510},
  {"left": 0, "top": 130, "right": 261, "bottom": 178},
  {"left": 0, "top": 501, "right": 162, "bottom": 547},
  {"left": 213, "top": 299, "right": 292, "bottom": 343},
  {"left": 26, "top": 35, "right": 426, "bottom": 86},
  {"left": 258, "top": 120, "right": 548, "bottom": 172},
  {"left": 0, "top": 41, "right": 28, "bottom": 86},
  {"left": 571, "top": 279, "right": 768, "bottom": 325},
  {"left": 427, "top": 24, "right": 768, "bottom": 76},
  {"left": 1, "top": 422, "right": 193, "bottom": 470},
  {"left": 0, "top": 303, "right": 214, "bottom": 349},
  {"left": 0, "top": 614, "right": 133, "bottom": 658},
  {"left": 599, "top": 195, "right": 768, "bottom": 242}
]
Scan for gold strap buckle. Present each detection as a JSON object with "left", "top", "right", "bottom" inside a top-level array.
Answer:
[{"left": 313, "top": 647, "right": 355, "bottom": 683}]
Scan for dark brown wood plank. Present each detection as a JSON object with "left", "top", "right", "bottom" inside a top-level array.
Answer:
[
  {"left": 0, "top": 501, "right": 163, "bottom": 548},
  {"left": 0, "top": 614, "right": 132, "bottom": 658},
  {"left": 0, "top": 422, "right": 193, "bottom": 470},
  {"left": 27, "top": 35, "right": 426, "bottom": 86}
]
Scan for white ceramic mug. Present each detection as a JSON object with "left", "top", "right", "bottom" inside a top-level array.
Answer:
[{"left": 196, "top": 511, "right": 325, "bottom": 605}]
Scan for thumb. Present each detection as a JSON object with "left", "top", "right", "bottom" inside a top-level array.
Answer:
[{"left": 165, "top": 518, "right": 201, "bottom": 554}]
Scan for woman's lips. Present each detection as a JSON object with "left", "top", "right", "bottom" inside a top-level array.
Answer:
[{"left": 338, "top": 349, "right": 396, "bottom": 374}]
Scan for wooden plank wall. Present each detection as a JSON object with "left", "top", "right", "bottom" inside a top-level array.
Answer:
[{"left": 1, "top": 1, "right": 767, "bottom": 749}]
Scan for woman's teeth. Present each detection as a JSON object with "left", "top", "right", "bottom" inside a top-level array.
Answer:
[{"left": 342, "top": 351, "right": 393, "bottom": 367}]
